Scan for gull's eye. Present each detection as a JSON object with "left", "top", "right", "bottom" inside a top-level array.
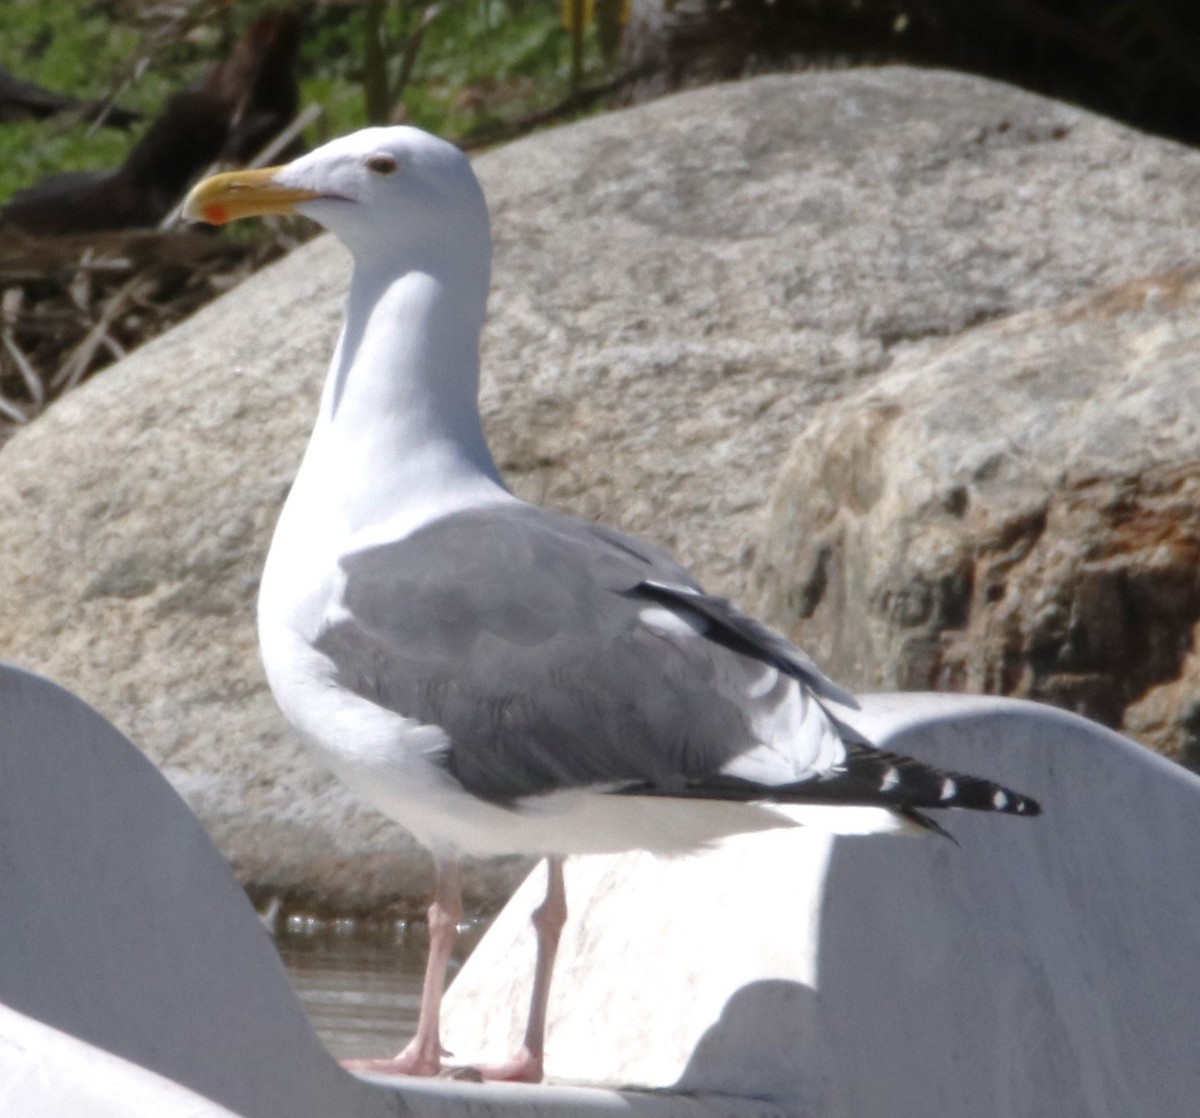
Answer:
[{"left": 366, "top": 153, "right": 399, "bottom": 176}]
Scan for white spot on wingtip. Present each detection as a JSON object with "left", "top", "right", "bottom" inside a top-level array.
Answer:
[
  {"left": 881, "top": 766, "right": 900, "bottom": 792},
  {"left": 993, "top": 789, "right": 1009, "bottom": 810},
  {"left": 940, "top": 778, "right": 956, "bottom": 802}
]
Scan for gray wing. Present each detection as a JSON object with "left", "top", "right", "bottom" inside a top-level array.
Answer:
[
  {"left": 313, "top": 504, "right": 816, "bottom": 803},
  {"left": 313, "top": 503, "right": 1042, "bottom": 822}
]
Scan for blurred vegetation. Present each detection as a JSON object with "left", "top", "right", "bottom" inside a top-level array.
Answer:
[
  {"left": 0, "top": 0, "right": 629, "bottom": 428},
  {"left": 0, "top": 3, "right": 171, "bottom": 201},
  {"left": 5, "top": 0, "right": 1200, "bottom": 208},
  {"left": 2, "top": 0, "right": 1200, "bottom": 427},
  {"left": 0, "top": 0, "right": 621, "bottom": 204},
  {"left": 633, "top": 1, "right": 1200, "bottom": 149}
]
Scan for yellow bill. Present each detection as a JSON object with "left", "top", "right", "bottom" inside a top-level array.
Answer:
[{"left": 182, "top": 166, "right": 325, "bottom": 226}]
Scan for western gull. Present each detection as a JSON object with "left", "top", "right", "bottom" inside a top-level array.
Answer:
[{"left": 182, "top": 127, "right": 1041, "bottom": 1083}]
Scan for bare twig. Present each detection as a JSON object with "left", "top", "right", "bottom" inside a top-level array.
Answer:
[
  {"left": 85, "top": 0, "right": 213, "bottom": 139},
  {"left": 394, "top": 5, "right": 441, "bottom": 110},
  {"left": 0, "top": 220, "right": 302, "bottom": 434},
  {"left": 248, "top": 103, "right": 323, "bottom": 168},
  {"left": 362, "top": 0, "right": 391, "bottom": 124},
  {"left": 2, "top": 331, "right": 44, "bottom": 409},
  {"left": 54, "top": 275, "right": 146, "bottom": 392},
  {"left": 0, "top": 391, "right": 29, "bottom": 425}
]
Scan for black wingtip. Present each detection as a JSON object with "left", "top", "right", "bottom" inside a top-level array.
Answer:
[
  {"left": 1002, "top": 791, "right": 1042, "bottom": 817},
  {"left": 767, "top": 742, "right": 1045, "bottom": 823},
  {"left": 960, "top": 782, "right": 1042, "bottom": 818}
]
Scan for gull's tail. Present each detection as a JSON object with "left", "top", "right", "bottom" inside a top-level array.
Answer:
[
  {"left": 801, "top": 738, "right": 1040, "bottom": 815},
  {"left": 774, "top": 738, "right": 1042, "bottom": 839},
  {"left": 627, "top": 734, "right": 1042, "bottom": 840}
]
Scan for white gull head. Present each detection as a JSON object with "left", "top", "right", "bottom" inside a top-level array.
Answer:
[
  {"left": 186, "top": 125, "right": 490, "bottom": 273},
  {"left": 274, "top": 127, "right": 492, "bottom": 293}
]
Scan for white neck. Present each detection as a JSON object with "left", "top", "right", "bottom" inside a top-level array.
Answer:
[
  {"left": 263, "top": 253, "right": 514, "bottom": 616},
  {"left": 320, "top": 258, "right": 505, "bottom": 514}
]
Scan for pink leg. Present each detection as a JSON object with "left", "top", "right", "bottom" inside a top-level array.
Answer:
[
  {"left": 344, "top": 856, "right": 462, "bottom": 1077},
  {"left": 478, "top": 855, "right": 567, "bottom": 1083}
]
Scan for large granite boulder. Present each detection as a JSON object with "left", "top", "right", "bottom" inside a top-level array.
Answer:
[
  {"left": 753, "top": 272, "right": 1200, "bottom": 766},
  {"left": 3, "top": 68, "right": 1200, "bottom": 906}
]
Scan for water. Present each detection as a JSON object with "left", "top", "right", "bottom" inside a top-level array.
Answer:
[{"left": 275, "top": 918, "right": 490, "bottom": 1061}]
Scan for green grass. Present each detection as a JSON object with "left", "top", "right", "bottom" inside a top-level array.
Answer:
[
  {"left": 0, "top": 0, "right": 182, "bottom": 200},
  {"left": 0, "top": 0, "right": 617, "bottom": 205},
  {"left": 301, "top": 0, "right": 612, "bottom": 143}
]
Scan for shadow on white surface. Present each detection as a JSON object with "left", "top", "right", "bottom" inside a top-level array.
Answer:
[
  {"left": 444, "top": 695, "right": 1200, "bottom": 1118},
  {"left": 0, "top": 663, "right": 395, "bottom": 1118}
]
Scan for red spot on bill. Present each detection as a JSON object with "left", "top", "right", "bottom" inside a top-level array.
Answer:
[{"left": 204, "top": 203, "right": 231, "bottom": 225}]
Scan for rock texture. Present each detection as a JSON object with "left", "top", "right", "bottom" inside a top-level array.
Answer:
[
  {"left": 754, "top": 272, "right": 1200, "bottom": 766},
  {"left": 479, "top": 68, "right": 1200, "bottom": 588},
  {"left": 3, "top": 68, "right": 1200, "bottom": 905}
]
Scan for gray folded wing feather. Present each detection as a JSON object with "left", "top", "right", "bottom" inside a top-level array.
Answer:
[
  {"left": 312, "top": 504, "right": 828, "bottom": 804},
  {"left": 634, "top": 580, "right": 857, "bottom": 708}
]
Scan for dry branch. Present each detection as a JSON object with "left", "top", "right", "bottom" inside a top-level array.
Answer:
[{"left": 0, "top": 222, "right": 309, "bottom": 443}]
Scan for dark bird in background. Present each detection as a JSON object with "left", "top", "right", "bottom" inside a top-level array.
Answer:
[
  {"left": 0, "top": 11, "right": 302, "bottom": 237},
  {"left": 0, "top": 64, "right": 141, "bottom": 129},
  {"left": 207, "top": 9, "right": 303, "bottom": 164}
]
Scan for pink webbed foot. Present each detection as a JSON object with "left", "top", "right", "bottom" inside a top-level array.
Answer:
[
  {"left": 346, "top": 857, "right": 565, "bottom": 1087},
  {"left": 342, "top": 1037, "right": 449, "bottom": 1078},
  {"left": 470, "top": 1045, "right": 545, "bottom": 1083}
]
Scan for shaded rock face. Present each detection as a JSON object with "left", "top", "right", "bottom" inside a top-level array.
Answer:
[
  {"left": 4, "top": 69, "right": 1200, "bottom": 906},
  {"left": 754, "top": 274, "right": 1200, "bottom": 767}
]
